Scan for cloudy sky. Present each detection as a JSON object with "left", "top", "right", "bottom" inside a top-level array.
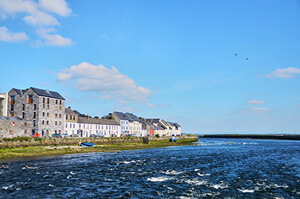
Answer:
[{"left": 1, "top": 0, "right": 300, "bottom": 134}]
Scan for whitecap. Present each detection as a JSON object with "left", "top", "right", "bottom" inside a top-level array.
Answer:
[
  {"left": 121, "top": 160, "right": 136, "bottom": 164},
  {"left": 238, "top": 188, "right": 255, "bottom": 193},
  {"left": 165, "top": 170, "right": 183, "bottom": 175},
  {"left": 194, "top": 169, "right": 200, "bottom": 171},
  {"left": 186, "top": 179, "right": 207, "bottom": 185},
  {"left": 70, "top": 171, "right": 75, "bottom": 175},
  {"left": 48, "top": 184, "right": 55, "bottom": 187},
  {"left": 147, "top": 177, "right": 171, "bottom": 182},
  {"left": 211, "top": 183, "right": 228, "bottom": 189}
]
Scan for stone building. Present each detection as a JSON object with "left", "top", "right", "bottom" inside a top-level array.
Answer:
[
  {"left": 0, "top": 116, "right": 32, "bottom": 138},
  {"left": 7, "top": 87, "right": 65, "bottom": 137}
]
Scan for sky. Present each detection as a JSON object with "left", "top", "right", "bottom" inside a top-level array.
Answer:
[{"left": 0, "top": 0, "right": 300, "bottom": 134}]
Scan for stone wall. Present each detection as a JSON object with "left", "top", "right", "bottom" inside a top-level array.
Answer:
[{"left": 0, "top": 117, "right": 32, "bottom": 138}]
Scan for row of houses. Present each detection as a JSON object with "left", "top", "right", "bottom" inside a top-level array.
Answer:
[{"left": 0, "top": 87, "right": 181, "bottom": 138}]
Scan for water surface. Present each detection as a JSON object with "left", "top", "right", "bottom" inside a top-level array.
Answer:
[{"left": 0, "top": 138, "right": 299, "bottom": 198}]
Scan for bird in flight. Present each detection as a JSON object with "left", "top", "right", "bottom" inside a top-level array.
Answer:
[
  {"left": 235, "top": 53, "right": 238, "bottom": 56},
  {"left": 246, "top": 58, "right": 248, "bottom": 60}
]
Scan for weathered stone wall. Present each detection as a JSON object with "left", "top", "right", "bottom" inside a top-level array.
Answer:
[{"left": 0, "top": 118, "right": 32, "bottom": 138}]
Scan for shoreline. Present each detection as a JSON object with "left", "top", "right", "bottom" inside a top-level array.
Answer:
[
  {"left": 0, "top": 138, "right": 198, "bottom": 162},
  {"left": 199, "top": 134, "right": 300, "bottom": 140}
]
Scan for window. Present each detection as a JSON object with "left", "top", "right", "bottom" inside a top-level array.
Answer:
[
  {"left": 56, "top": 99, "right": 58, "bottom": 104},
  {"left": 43, "top": 104, "right": 45, "bottom": 109},
  {"left": 11, "top": 104, "right": 14, "bottom": 111},
  {"left": 66, "top": 123, "right": 68, "bottom": 128},
  {"left": 10, "top": 130, "right": 13, "bottom": 135},
  {"left": 70, "top": 123, "right": 71, "bottom": 128},
  {"left": 47, "top": 104, "right": 49, "bottom": 109},
  {"left": 43, "top": 97, "right": 45, "bottom": 103},
  {"left": 28, "top": 95, "right": 33, "bottom": 103},
  {"left": 24, "top": 122, "right": 27, "bottom": 127},
  {"left": 47, "top": 121, "right": 49, "bottom": 125},
  {"left": 42, "top": 120, "right": 44, "bottom": 125},
  {"left": 47, "top": 98, "right": 49, "bottom": 104},
  {"left": 59, "top": 114, "right": 61, "bottom": 118},
  {"left": 33, "top": 112, "right": 36, "bottom": 119},
  {"left": 73, "top": 124, "right": 75, "bottom": 128},
  {"left": 10, "top": 96, "right": 15, "bottom": 104},
  {"left": 59, "top": 106, "right": 62, "bottom": 110},
  {"left": 55, "top": 114, "right": 57, "bottom": 118},
  {"left": 22, "top": 112, "right": 25, "bottom": 119},
  {"left": 10, "top": 112, "right": 14, "bottom": 117},
  {"left": 22, "top": 104, "right": 25, "bottom": 111},
  {"left": 60, "top": 100, "right": 62, "bottom": 105},
  {"left": 33, "top": 120, "right": 36, "bottom": 127},
  {"left": 24, "top": 130, "right": 27, "bottom": 134},
  {"left": 55, "top": 121, "right": 57, "bottom": 126},
  {"left": 34, "top": 104, "right": 37, "bottom": 110},
  {"left": 66, "top": 115, "right": 68, "bottom": 120},
  {"left": 59, "top": 121, "right": 61, "bottom": 126},
  {"left": 73, "top": 115, "right": 75, "bottom": 120},
  {"left": 47, "top": 113, "right": 49, "bottom": 117},
  {"left": 42, "top": 112, "right": 45, "bottom": 117}
]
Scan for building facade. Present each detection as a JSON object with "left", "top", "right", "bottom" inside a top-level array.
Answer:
[
  {"left": 7, "top": 87, "right": 65, "bottom": 137},
  {"left": 0, "top": 116, "right": 32, "bottom": 138},
  {"left": 0, "top": 93, "right": 8, "bottom": 116}
]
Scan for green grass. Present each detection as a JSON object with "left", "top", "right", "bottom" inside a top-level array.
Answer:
[{"left": 0, "top": 138, "right": 198, "bottom": 161}]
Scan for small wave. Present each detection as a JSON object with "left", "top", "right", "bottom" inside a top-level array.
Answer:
[
  {"left": 2, "top": 184, "right": 14, "bottom": 190},
  {"left": 210, "top": 183, "right": 228, "bottom": 189},
  {"left": 120, "top": 160, "right": 136, "bottom": 164},
  {"left": 48, "top": 184, "right": 55, "bottom": 187},
  {"left": 164, "top": 170, "right": 183, "bottom": 175},
  {"left": 70, "top": 171, "right": 75, "bottom": 175},
  {"left": 186, "top": 179, "right": 207, "bottom": 185},
  {"left": 147, "top": 177, "right": 171, "bottom": 182},
  {"left": 197, "top": 172, "right": 210, "bottom": 176},
  {"left": 238, "top": 188, "right": 255, "bottom": 193}
]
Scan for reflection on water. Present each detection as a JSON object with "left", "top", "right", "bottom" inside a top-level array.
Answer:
[{"left": 0, "top": 138, "right": 299, "bottom": 198}]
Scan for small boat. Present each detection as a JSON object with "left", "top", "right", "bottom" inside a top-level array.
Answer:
[
  {"left": 169, "top": 137, "right": 178, "bottom": 142},
  {"left": 80, "top": 142, "right": 95, "bottom": 147}
]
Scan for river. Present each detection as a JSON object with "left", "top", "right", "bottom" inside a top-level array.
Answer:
[{"left": 0, "top": 138, "right": 299, "bottom": 198}]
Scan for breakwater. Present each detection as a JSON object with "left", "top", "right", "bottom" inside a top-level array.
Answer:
[{"left": 199, "top": 134, "right": 300, "bottom": 140}]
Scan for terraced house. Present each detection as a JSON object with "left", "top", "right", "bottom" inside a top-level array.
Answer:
[{"left": 7, "top": 87, "right": 65, "bottom": 137}]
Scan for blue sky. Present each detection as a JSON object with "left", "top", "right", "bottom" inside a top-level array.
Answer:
[{"left": 1, "top": 0, "right": 300, "bottom": 134}]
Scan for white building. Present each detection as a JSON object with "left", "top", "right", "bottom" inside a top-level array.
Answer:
[
  {"left": 112, "top": 111, "right": 130, "bottom": 136},
  {"left": 65, "top": 116, "right": 121, "bottom": 137},
  {"left": 0, "top": 93, "right": 8, "bottom": 116}
]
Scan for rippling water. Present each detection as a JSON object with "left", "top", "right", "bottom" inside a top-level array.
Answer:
[{"left": 0, "top": 138, "right": 299, "bottom": 198}]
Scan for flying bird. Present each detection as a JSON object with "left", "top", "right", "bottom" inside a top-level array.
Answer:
[
  {"left": 246, "top": 58, "right": 248, "bottom": 60},
  {"left": 235, "top": 53, "right": 238, "bottom": 56}
]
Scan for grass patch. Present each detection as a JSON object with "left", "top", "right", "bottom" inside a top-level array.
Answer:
[{"left": 0, "top": 138, "right": 198, "bottom": 161}]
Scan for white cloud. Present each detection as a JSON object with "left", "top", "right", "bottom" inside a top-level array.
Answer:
[
  {"left": 0, "top": 0, "right": 72, "bottom": 46},
  {"left": 56, "top": 62, "right": 153, "bottom": 103},
  {"left": 0, "top": 26, "right": 28, "bottom": 42},
  {"left": 37, "top": 27, "right": 72, "bottom": 46},
  {"left": 252, "top": 107, "right": 268, "bottom": 111},
  {"left": 39, "top": 0, "right": 71, "bottom": 17},
  {"left": 266, "top": 67, "right": 300, "bottom": 78},
  {"left": 248, "top": 99, "right": 264, "bottom": 104}
]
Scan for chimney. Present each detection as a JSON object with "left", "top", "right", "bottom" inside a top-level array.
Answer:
[
  {"left": 94, "top": 116, "right": 99, "bottom": 119},
  {"left": 68, "top": 106, "right": 71, "bottom": 109}
]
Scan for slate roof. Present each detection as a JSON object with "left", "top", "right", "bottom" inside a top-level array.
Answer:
[
  {"left": 174, "top": 123, "right": 181, "bottom": 128},
  {"left": 78, "top": 117, "right": 119, "bottom": 125},
  {"left": 126, "top": 113, "right": 140, "bottom": 122},
  {"left": 11, "top": 87, "right": 64, "bottom": 100},
  {"left": 30, "top": 87, "right": 65, "bottom": 100},
  {"left": 145, "top": 119, "right": 160, "bottom": 124},
  {"left": 113, "top": 111, "right": 132, "bottom": 121}
]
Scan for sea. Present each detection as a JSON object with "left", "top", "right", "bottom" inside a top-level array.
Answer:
[{"left": 0, "top": 138, "right": 299, "bottom": 198}]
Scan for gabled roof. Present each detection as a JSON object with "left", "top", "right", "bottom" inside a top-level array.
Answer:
[
  {"left": 113, "top": 111, "right": 132, "bottom": 121},
  {"left": 10, "top": 87, "right": 65, "bottom": 100},
  {"left": 126, "top": 113, "right": 140, "bottom": 122},
  {"left": 174, "top": 123, "right": 181, "bottom": 128},
  {"left": 73, "top": 110, "right": 86, "bottom": 117},
  {"left": 11, "top": 88, "right": 26, "bottom": 96},
  {"left": 30, "top": 87, "right": 65, "bottom": 100},
  {"left": 145, "top": 119, "right": 160, "bottom": 124},
  {"left": 65, "top": 107, "right": 76, "bottom": 115},
  {"left": 78, "top": 117, "right": 119, "bottom": 125}
]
